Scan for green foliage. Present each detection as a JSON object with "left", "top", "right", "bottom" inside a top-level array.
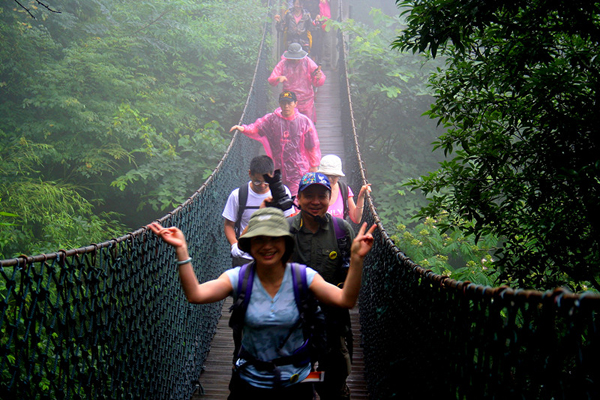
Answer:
[
  {"left": 395, "top": 0, "right": 600, "bottom": 291},
  {"left": 0, "top": 0, "right": 267, "bottom": 256},
  {"left": 0, "top": 179, "right": 126, "bottom": 258},
  {"left": 391, "top": 214, "right": 499, "bottom": 286},
  {"left": 338, "top": 8, "right": 504, "bottom": 286},
  {"left": 110, "top": 120, "right": 228, "bottom": 211},
  {"left": 333, "top": 10, "right": 443, "bottom": 168},
  {"left": 368, "top": 155, "right": 426, "bottom": 229},
  {"left": 334, "top": 10, "right": 445, "bottom": 221}
]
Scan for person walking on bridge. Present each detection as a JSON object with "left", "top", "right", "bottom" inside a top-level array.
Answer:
[
  {"left": 223, "top": 155, "right": 295, "bottom": 267},
  {"left": 288, "top": 172, "right": 357, "bottom": 400},
  {"left": 230, "top": 91, "right": 321, "bottom": 196},
  {"left": 275, "top": 0, "right": 318, "bottom": 53},
  {"left": 148, "top": 207, "right": 376, "bottom": 400},
  {"left": 268, "top": 42, "right": 325, "bottom": 122},
  {"left": 318, "top": 154, "right": 372, "bottom": 223}
]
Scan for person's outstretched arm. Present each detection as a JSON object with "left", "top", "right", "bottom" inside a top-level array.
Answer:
[
  {"left": 307, "top": 57, "right": 326, "bottom": 87},
  {"left": 148, "top": 222, "right": 233, "bottom": 304},
  {"left": 348, "top": 184, "right": 372, "bottom": 224},
  {"left": 309, "top": 222, "right": 376, "bottom": 308}
]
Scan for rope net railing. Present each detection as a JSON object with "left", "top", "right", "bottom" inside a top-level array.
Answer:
[
  {"left": 2, "top": 1, "right": 600, "bottom": 399},
  {"left": 334, "top": 9, "right": 600, "bottom": 400},
  {"left": 0, "top": 3, "right": 269, "bottom": 398}
]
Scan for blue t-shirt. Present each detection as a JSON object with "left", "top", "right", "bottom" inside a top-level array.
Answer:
[{"left": 226, "top": 263, "right": 317, "bottom": 388}]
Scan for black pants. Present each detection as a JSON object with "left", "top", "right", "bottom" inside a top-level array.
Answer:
[
  {"left": 315, "top": 334, "right": 351, "bottom": 400},
  {"left": 228, "top": 371, "right": 315, "bottom": 400}
]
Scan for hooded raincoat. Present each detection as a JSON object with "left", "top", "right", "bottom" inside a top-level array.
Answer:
[
  {"left": 268, "top": 57, "right": 326, "bottom": 122},
  {"left": 240, "top": 108, "right": 321, "bottom": 196}
]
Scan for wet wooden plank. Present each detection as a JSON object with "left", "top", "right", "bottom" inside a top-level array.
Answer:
[
  {"left": 315, "top": 68, "right": 345, "bottom": 164},
  {"left": 192, "top": 298, "right": 234, "bottom": 400}
]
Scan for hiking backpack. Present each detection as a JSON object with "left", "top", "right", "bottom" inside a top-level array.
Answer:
[
  {"left": 234, "top": 183, "right": 260, "bottom": 237},
  {"left": 338, "top": 181, "right": 349, "bottom": 220},
  {"left": 228, "top": 262, "right": 327, "bottom": 366}
]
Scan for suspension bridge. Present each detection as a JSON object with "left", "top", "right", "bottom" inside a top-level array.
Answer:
[{"left": 1, "top": 1, "right": 599, "bottom": 399}]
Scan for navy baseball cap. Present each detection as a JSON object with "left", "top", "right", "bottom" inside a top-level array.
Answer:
[{"left": 298, "top": 172, "right": 331, "bottom": 192}]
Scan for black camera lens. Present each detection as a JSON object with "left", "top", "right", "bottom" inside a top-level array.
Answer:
[{"left": 263, "top": 170, "right": 294, "bottom": 211}]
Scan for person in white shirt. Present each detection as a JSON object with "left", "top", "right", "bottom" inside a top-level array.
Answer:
[{"left": 222, "top": 156, "right": 295, "bottom": 266}]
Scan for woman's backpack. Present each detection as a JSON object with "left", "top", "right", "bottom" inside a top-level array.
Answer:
[{"left": 228, "top": 262, "right": 327, "bottom": 366}]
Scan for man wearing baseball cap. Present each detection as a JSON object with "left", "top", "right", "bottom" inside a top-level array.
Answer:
[
  {"left": 288, "top": 172, "right": 355, "bottom": 400},
  {"left": 230, "top": 91, "right": 321, "bottom": 196}
]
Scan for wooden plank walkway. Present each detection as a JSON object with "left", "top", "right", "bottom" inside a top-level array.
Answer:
[
  {"left": 315, "top": 67, "right": 345, "bottom": 163},
  {"left": 192, "top": 68, "right": 369, "bottom": 399},
  {"left": 193, "top": 299, "right": 368, "bottom": 400}
]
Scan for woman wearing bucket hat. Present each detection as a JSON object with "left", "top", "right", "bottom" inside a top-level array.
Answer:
[
  {"left": 268, "top": 42, "right": 325, "bottom": 123},
  {"left": 318, "top": 154, "right": 372, "bottom": 224},
  {"left": 147, "top": 208, "right": 376, "bottom": 399}
]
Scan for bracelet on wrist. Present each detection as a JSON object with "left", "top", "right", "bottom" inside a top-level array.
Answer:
[{"left": 176, "top": 257, "right": 192, "bottom": 266}]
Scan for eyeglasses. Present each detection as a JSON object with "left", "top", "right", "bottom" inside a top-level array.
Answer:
[{"left": 252, "top": 180, "right": 269, "bottom": 187}]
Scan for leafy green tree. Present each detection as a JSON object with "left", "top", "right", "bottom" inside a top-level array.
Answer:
[
  {"left": 0, "top": 0, "right": 268, "bottom": 257},
  {"left": 333, "top": 9, "right": 445, "bottom": 227},
  {"left": 336, "top": 9, "right": 502, "bottom": 286},
  {"left": 391, "top": 214, "right": 499, "bottom": 286},
  {"left": 394, "top": 0, "right": 600, "bottom": 291},
  {"left": 0, "top": 132, "right": 126, "bottom": 258},
  {"left": 10, "top": 0, "right": 60, "bottom": 19}
]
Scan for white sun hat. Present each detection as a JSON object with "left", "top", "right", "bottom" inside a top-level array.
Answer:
[{"left": 318, "top": 154, "right": 345, "bottom": 177}]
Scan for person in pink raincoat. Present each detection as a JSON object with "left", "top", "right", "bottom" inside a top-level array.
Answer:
[
  {"left": 317, "top": 0, "right": 335, "bottom": 67},
  {"left": 268, "top": 43, "right": 325, "bottom": 123},
  {"left": 230, "top": 91, "right": 321, "bottom": 196}
]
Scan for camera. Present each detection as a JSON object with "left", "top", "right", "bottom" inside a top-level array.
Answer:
[{"left": 263, "top": 169, "right": 294, "bottom": 211}]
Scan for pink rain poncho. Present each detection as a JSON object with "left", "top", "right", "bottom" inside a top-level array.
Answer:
[
  {"left": 268, "top": 57, "right": 326, "bottom": 122},
  {"left": 240, "top": 108, "right": 321, "bottom": 196},
  {"left": 319, "top": 1, "right": 331, "bottom": 30}
]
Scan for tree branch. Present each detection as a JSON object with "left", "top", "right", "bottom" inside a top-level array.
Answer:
[
  {"left": 14, "top": 0, "right": 61, "bottom": 19},
  {"left": 129, "top": 9, "right": 171, "bottom": 36}
]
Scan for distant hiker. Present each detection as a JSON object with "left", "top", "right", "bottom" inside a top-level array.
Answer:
[
  {"left": 275, "top": 0, "right": 319, "bottom": 52},
  {"left": 268, "top": 43, "right": 325, "bottom": 122},
  {"left": 301, "top": 0, "right": 324, "bottom": 63},
  {"left": 230, "top": 91, "right": 321, "bottom": 196}
]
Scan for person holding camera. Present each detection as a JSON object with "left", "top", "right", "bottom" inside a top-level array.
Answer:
[
  {"left": 223, "top": 156, "right": 295, "bottom": 267},
  {"left": 230, "top": 91, "right": 321, "bottom": 196}
]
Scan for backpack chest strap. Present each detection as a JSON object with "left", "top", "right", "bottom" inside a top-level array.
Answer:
[{"left": 238, "top": 341, "right": 311, "bottom": 371}]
